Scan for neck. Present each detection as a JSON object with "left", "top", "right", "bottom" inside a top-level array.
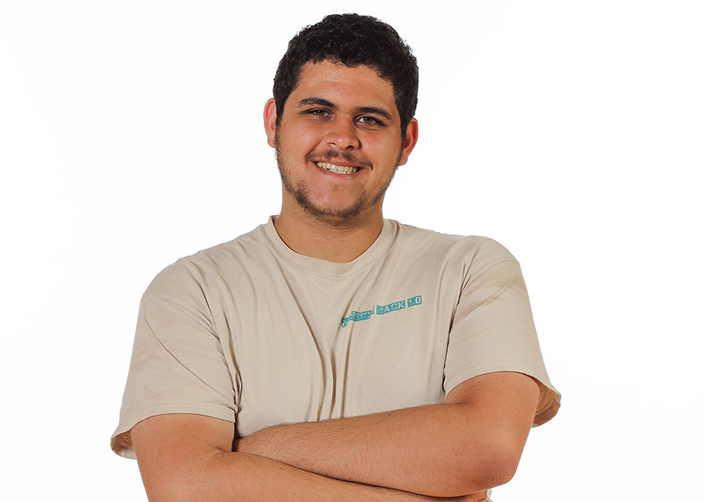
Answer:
[{"left": 273, "top": 205, "right": 384, "bottom": 263}]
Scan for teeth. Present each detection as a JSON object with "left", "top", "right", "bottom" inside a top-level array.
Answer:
[{"left": 316, "top": 162, "right": 359, "bottom": 174}]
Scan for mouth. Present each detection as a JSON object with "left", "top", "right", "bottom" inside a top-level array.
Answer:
[{"left": 315, "top": 161, "right": 361, "bottom": 175}]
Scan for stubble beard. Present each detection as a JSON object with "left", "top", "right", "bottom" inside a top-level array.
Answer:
[{"left": 274, "top": 132, "right": 401, "bottom": 227}]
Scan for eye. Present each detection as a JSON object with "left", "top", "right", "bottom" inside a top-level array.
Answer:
[
  {"left": 306, "top": 109, "right": 331, "bottom": 118},
  {"left": 357, "top": 115, "right": 383, "bottom": 126}
]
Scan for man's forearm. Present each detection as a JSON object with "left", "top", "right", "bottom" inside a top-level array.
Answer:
[
  {"left": 236, "top": 403, "right": 490, "bottom": 497},
  {"left": 235, "top": 373, "right": 539, "bottom": 498},
  {"left": 206, "top": 452, "right": 487, "bottom": 502},
  {"left": 150, "top": 449, "right": 486, "bottom": 502},
  {"left": 132, "top": 414, "right": 485, "bottom": 502}
]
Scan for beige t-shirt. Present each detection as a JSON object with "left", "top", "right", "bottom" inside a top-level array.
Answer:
[{"left": 112, "top": 218, "right": 560, "bottom": 459}]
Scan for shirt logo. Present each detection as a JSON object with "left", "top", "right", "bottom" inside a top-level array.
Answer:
[{"left": 341, "top": 295, "right": 422, "bottom": 328}]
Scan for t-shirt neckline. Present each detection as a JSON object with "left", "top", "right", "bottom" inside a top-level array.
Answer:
[{"left": 263, "top": 216, "right": 397, "bottom": 277}]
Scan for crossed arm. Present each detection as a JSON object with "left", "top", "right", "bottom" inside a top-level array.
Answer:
[{"left": 131, "top": 371, "right": 539, "bottom": 501}]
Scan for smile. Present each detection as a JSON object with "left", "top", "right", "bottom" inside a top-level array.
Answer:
[{"left": 316, "top": 162, "right": 360, "bottom": 174}]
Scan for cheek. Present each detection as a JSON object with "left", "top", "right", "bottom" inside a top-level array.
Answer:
[
  {"left": 366, "top": 135, "right": 402, "bottom": 164},
  {"left": 285, "top": 121, "right": 321, "bottom": 147}
]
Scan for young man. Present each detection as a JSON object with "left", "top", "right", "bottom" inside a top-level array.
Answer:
[{"left": 112, "top": 14, "right": 560, "bottom": 501}]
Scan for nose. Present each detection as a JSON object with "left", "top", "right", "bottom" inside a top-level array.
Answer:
[{"left": 325, "top": 118, "right": 360, "bottom": 150}]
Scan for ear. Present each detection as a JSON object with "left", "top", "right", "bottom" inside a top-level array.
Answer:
[
  {"left": 263, "top": 98, "right": 278, "bottom": 148},
  {"left": 397, "top": 118, "right": 419, "bottom": 166}
]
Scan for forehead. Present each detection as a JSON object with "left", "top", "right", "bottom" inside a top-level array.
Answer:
[{"left": 289, "top": 61, "right": 398, "bottom": 117}]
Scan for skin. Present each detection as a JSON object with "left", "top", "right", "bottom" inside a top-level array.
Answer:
[
  {"left": 132, "top": 412, "right": 497, "bottom": 502},
  {"left": 131, "top": 59, "right": 540, "bottom": 501},
  {"left": 132, "top": 373, "right": 538, "bottom": 501},
  {"left": 265, "top": 60, "right": 418, "bottom": 263},
  {"left": 234, "top": 372, "right": 539, "bottom": 497}
]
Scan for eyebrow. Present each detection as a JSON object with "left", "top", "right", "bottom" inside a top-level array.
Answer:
[
  {"left": 356, "top": 106, "right": 392, "bottom": 121},
  {"left": 297, "top": 96, "right": 393, "bottom": 121},
  {"left": 298, "top": 96, "right": 336, "bottom": 108}
]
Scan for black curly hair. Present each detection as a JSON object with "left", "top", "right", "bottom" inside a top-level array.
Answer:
[{"left": 273, "top": 14, "right": 419, "bottom": 135}]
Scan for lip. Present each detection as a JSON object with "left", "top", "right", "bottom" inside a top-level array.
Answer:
[
  {"left": 314, "top": 161, "right": 362, "bottom": 176},
  {"left": 306, "top": 151, "right": 372, "bottom": 171},
  {"left": 313, "top": 159, "right": 367, "bottom": 169}
]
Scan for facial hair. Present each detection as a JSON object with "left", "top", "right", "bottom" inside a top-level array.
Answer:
[{"left": 274, "top": 131, "right": 401, "bottom": 226}]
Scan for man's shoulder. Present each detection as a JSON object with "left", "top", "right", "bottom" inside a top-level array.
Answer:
[
  {"left": 391, "top": 220, "right": 517, "bottom": 265},
  {"left": 144, "top": 221, "right": 273, "bottom": 295},
  {"left": 188, "top": 221, "right": 270, "bottom": 264}
]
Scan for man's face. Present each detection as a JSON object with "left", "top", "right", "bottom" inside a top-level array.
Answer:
[{"left": 264, "top": 60, "right": 417, "bottom": 226}]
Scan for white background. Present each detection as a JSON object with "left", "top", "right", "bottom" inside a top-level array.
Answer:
[{"left": 1, "top": 1, "right": 703, "bottom": 500}]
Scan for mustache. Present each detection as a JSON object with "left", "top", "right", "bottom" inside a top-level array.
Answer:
[{"left": 305, "top": 150, "right": 373, "bottom": 169}]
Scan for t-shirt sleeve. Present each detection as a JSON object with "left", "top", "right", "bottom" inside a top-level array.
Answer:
[
  {"left": 111, "top": 260, "right": 238, "bottom": 459},
  {"left": 443, "top": 240, "right": 561, "bottom": 426}
]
